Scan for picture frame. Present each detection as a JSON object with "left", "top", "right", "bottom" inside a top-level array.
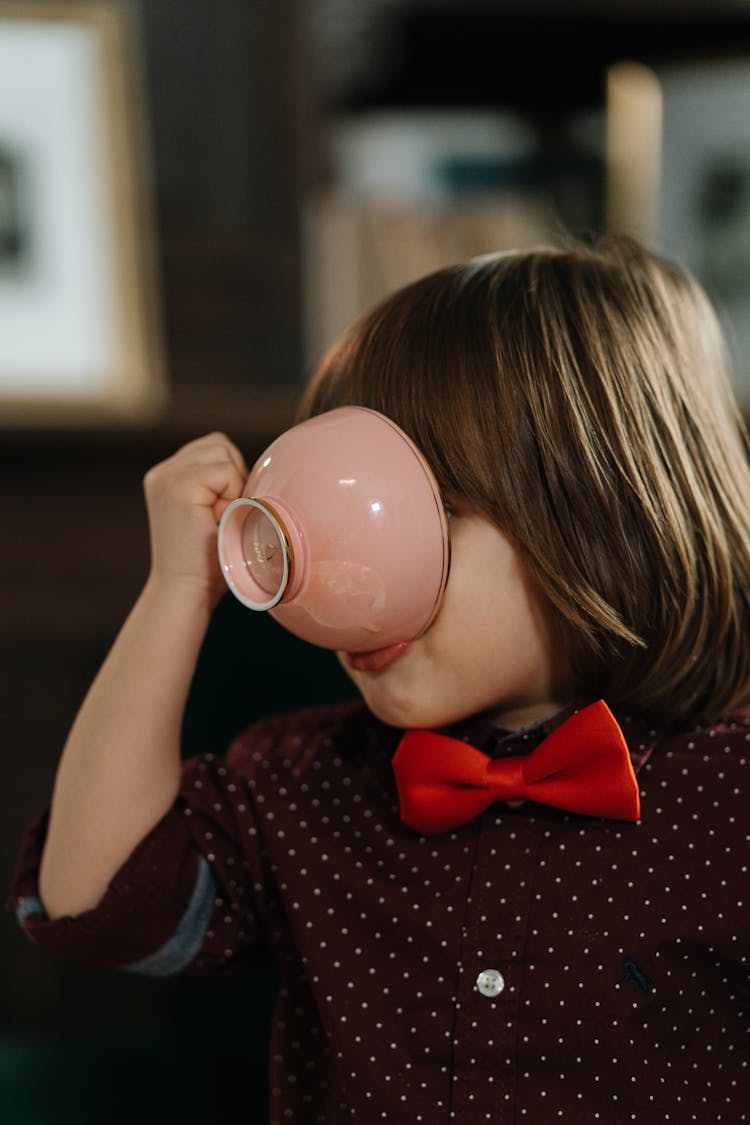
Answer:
[{"left": 0, "top": 1, "right": 165, "bottom": 425}]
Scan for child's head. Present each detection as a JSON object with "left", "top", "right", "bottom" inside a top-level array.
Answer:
[{"left": 298, "top": 234, "right": 750, "bottom": 725}]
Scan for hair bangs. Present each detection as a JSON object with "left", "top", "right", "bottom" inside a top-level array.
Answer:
[
  {"left": 297, "top": 266, "right": 513, "bottom": 523},
  {"left": 296, "top": 235, "right": 750, "bottom": 723}
]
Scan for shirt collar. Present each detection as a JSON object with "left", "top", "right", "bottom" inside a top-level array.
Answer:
[{"left": 441, "top": 698, "right": 661, "bottom": 776}]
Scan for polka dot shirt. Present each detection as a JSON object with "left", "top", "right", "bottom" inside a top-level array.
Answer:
[{"left": 9, "top": 700, "right": 750, "bottom": 1122}]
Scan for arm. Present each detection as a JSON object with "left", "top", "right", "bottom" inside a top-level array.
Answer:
[{"left": 38, "top": 433, "right": 248, "bottom": 920}]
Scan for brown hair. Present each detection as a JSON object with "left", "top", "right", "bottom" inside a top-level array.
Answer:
[{"left": 297, "top": 234, "right": 750, "bottom": 725}]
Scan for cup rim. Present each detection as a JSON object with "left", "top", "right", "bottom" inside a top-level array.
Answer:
[{"left": 217, "top": 497, "right": 292, "bottom": 610}]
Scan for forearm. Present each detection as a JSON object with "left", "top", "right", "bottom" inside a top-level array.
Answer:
[{"left": 38, "top": 576, "right": 213, "bottom": 920}]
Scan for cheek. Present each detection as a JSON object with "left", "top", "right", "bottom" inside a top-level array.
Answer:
[{"left": 428, "top": 553, "right": 550, "bottom": 680}]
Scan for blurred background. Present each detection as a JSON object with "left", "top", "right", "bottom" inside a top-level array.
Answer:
[{"left": 2, "top": 0, "right": 750, "bottom": 1121}]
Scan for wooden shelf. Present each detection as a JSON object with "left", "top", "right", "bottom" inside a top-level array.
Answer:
[{"left": 328, "top": 4, "right": 750, "bottom": 114}]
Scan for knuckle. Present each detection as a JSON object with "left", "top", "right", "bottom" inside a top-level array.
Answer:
[
  {"left": 201, "top": 431, "right": 229, "bottom": 446},
  {"left": 143, "top": 459, "right": 172, "bottom": 496},
  {"left": 142, "top": 464, "right": 158, "bottom": 489}
]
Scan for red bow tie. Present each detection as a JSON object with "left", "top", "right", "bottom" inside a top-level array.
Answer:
[{"left": 392, "top": 700, "right": 641, "bottom": 835}]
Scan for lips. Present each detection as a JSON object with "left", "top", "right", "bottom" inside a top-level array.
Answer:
[{"left": 344, "top": 642, "right": 412, "bottom": 672}]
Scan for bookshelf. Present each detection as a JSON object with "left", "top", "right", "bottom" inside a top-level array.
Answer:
[{"left": 302, "top": 2, "right": 750, "bottom": 406}]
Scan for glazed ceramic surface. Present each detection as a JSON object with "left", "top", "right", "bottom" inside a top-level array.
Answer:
[{"left": 218, "top": 406, "right": 450, "bottom": 651}]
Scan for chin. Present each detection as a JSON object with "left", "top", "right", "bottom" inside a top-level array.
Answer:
[
  {"left": 356, "top": 684, "right": 465, "bottom": 731},
  {"left": 340, "top": 653, "right": 474, "bottom": 730}
]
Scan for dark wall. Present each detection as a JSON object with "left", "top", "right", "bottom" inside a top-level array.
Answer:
[{"left": 0, "top": 3, "right": 351, "bottom": 1120}]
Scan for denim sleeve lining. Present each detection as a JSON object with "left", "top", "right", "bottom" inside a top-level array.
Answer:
[
  {"left": 15, "top": 855, "right": 218, "bottom": 978},
  {"left": 120, "top": 854, "right": 217, "bottom": 977},
  {"left": 16, "top": 894, "right": 45, "bottom": 928}
]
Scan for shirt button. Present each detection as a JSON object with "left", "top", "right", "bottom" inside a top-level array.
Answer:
[{"left": 476, "top": 968, "right": 505, "bottom": 998}]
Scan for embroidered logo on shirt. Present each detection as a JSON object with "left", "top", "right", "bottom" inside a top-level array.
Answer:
[{"left": 619, "top": 957, "right": 653, "bottom": 996}]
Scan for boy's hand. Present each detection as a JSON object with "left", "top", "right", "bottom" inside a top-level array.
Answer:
[
  {"left": 143, "top": 432, "right": 249, "bottom": 607},
  {"left": 38, "top": 432, "right": 248, "bottom": 920}
]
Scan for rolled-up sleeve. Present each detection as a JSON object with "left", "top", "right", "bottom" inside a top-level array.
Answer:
[{"left": 7, "top": 754, "right": 266, "bottom": 978}]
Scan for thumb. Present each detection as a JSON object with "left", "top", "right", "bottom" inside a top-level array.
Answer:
[{"left": 213, "top": 497, "right": 237, "bottom": 523}]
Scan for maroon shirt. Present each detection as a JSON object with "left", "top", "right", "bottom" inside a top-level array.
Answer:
[{"left": 8, "top": 700, "right": 750, "bottom": 1122}]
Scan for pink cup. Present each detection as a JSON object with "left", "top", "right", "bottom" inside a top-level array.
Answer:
[{"left": 217, "top": 406, "right": 451, "bottom": 652}]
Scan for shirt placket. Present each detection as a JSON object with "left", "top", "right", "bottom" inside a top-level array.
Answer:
[{"left": 449, "top": 810, "right": 540, "bottom": 1124}]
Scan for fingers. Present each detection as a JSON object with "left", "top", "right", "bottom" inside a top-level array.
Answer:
[
  {"left": 145, "top": 432, "right": 249, "bottom": 509},
  {"left": 163, "top": 432, "right": 248, "bottom": 479},
  {"left": 142, "top": 433, "right": 252, "bottom": 598}
]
